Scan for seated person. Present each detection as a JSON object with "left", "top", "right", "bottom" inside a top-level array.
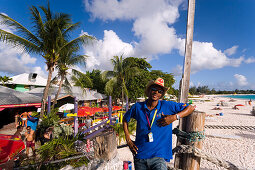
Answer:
[
  {"left": 41, "top": 127, "right": 53, "bottom": 145},
  {"left": 13, "top": 126, "right": 23, "bottom": 139}
]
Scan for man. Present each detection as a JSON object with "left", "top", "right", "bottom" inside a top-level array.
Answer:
[
  {"left": 123, "top": 78, "right": 195, "bottom": 170},
  {"left": 25, "top": 126, "right": 35, "bottom": 156},
  {"left": 13, "top": 125, "right": 23, "bottom": 139},
  {"left": 85, "top": 115, "right": 93, "bottom": 129}
]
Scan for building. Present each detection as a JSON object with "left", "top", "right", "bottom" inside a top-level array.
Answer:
[
  {"left": 5, "top": 73, "right": 47, "bottom": 92},
  {"left": 0, "top": 86, "right": 42, "bottom": 128}
]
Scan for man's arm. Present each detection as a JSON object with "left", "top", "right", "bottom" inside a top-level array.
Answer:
[
  {"left": 157, "top": 105, "right": 195, "bottom": 127},
  {"left": 123, "top": 118, "right": 138, "bottom": 154}
]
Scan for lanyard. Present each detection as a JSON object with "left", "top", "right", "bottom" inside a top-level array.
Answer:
[{"left": 145, "top": 109, "right": 157, "bottom": 130}]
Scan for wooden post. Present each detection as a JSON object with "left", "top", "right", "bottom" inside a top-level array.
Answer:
[
  {"left": 74, "top": 97, "right": 78, "bottom": 136},
  {"left": 94, "top": 128, "right": 117, "bottom": 161},
  {"left": 109, "top": 96, "right": 112, "bottom": 125},
  {"left": 175, "top": 0, "right": 196, "bottom": 168},
  {"left": 182, "top": 111, "right": 205, "bottom": 169},
  {"left": 47, "top": 96, "right": 51, "bottom": 115}
]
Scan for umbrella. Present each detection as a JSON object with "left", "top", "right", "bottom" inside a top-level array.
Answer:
[
  {"left": 113, "top": 106, "right": 122, "bottom": 111},
  {"left": 0, "top": 134, "right": 25, "bottom": 165},
  {"left": 59, "top": 103, "right": 74, "bottom": 112},
  {"left": 78, "top": 107, "right": 103, "bottom": 117},
  {"left": 235, "top": 104, "right": 245, "bottom": 106}
]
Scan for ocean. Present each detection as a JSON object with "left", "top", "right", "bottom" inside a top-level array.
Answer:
[{"left": 223, "top": 94, "right": 255, "bottom": 100}]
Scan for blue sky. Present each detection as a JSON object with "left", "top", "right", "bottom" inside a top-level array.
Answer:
[{"left": 0, "top": 0, "right": 255, "bottom": 90}]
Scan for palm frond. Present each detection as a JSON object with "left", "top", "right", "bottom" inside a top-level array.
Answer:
[
  {"left": 105, "top": 77, "right": 117, "bottom": 95},
  {"left": 0, "top": 13, "right": 41, "bottom": 46},
  {"left": 59, "top": 34, "right": 95, "bottom": 53},
  {"left": 101, "top": 71, "right": 114, "bottom": 81},
  {"left": 0, "top": 29, "right": 40, "bottom": 53}
]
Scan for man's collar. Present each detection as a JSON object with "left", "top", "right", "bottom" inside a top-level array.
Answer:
[{"left": 144, "top": 99, "right": 161, "bottom": 111}]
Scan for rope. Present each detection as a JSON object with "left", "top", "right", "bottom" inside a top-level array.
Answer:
[
  {"left": 172, "top": 145, "right": 239, "bottom": 170},
  {"left": 172, "top": 127, "right": 205, "bottom": 142}
]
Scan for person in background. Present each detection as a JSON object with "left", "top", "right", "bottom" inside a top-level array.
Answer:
[
  {"left": 85, "top": 116, "right": 93, "bottom": 129},
  {"left": 20, "top": 112, "right": 30, "bottom": 127},
  {"left": 248, "top": 99, "right": 252, "bottom": 106},
  {"left": 14, "top": 125, "right": 23, "bottom": 139},
  {"left": 25, "top": 126, "right": 35, "bottom": 156},
  {"left": 15, "top": 112, "right": 20, "bottom": 127},
  {"left": 123, "top": 78, "right": 195, "bottom": 170},
  {"left": 41, "top": 127, "right": 53, "bottom": 145}
]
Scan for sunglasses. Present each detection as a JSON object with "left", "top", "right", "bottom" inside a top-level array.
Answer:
[{"left": 151, "top": 87, "right": 164, "bottom": 94}]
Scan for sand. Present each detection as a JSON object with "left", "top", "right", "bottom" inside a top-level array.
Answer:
[
  {"left": 117, "top": 95, "right": 255, "bottom": 170},
  {"left": 1, "top": 95, "right": 254, "bottom": 169}
]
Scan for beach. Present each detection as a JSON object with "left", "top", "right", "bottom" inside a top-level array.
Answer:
[
  {"left": 0, "top": 95, "right": 254, "bottom": 169},
  {"left": 117, "top": 95, "right": 255, "bottom": 170}
]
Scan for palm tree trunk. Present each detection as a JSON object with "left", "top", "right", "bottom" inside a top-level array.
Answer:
[
  {"left": 40, "top": 66, "right": 53, "bottom": 119},
  {"left": 121, "top": 83, "right": 124, "bottom": 110},
  {"left": 52, "top": 75, "right": 64, "bottom": 109}
]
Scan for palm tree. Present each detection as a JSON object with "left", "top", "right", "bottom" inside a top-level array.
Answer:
[
  {"left": 51, "top": 47, "right": 87, "bottom": 108},
  {"left": 0, "top": 3, "right": 93, "bottom": 118},
  {"left": 103, "top": 55, "right": 139, "bottom": 108},
  {"left": 0, "top": 76, "right": 12, "bottom": 87}
]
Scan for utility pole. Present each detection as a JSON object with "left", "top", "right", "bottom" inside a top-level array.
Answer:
[{"left": 174, "top": 0, "right": 196, "bottom": 169}]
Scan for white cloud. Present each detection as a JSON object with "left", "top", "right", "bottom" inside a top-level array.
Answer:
[
  {"left": 0, "top": 16, "right": 46, "bottom": 76},
  {"left": 176, "top": 40, "right": 243, "bottom": 73},
  {"left": 234, "top": 74, "right": 248, "bottom": 86},
  {"left": 244, "top": 57, "right": 255, "bottom": 64},
  {"left": 224, "top": 45, "right": 238, "bottom": 56},
  {"left": 84, "top": 0, "right": 244, "bottom": 73},
  {"left": 83, "top": 30, "right": 134, "bottom": 71}
]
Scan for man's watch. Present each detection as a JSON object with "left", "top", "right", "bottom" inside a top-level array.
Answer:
[{"left": 176, "top": 114, "right": 180, "bottom": 120}]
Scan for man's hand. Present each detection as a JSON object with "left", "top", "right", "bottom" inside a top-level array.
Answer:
[
  {"left": 157, "top": 114, "right": 177, "bottom": 127},
  {"left": 126, "top": 139, "right": 138, "bottom": 155}
]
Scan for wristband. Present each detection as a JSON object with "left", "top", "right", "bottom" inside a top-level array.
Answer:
[{"left": 176, "top": 114, "right": 180, "bottom": 120}]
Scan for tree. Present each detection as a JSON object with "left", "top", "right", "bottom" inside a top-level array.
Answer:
[
  {"left": 0, "top": 3, "right": 93, "bottom": 118},
  {"left": 124, "top": 57, "right": 152, "bottom": 101},
  {"left": 0, "top": 76, "right": 12, "bottom": 87},
  {"left": 189, "top": 86, "right": 197, "bottom": 95},
  {"left": 71, "top": 71, "right": 93, "bottom": 89},
  {"left": 86, "top": 70, "right": 107, "bottom": 94},
  {"left": 52, "top": 47, "right": 87, "bottom": 108},
  {"left": 103, "top": 56, "right": 139, "bottom": 106}
]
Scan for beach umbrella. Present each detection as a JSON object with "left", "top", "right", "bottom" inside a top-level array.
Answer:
[
  {"left": 59, "top": 103, "right": 74, "bottom": 112},
  {"left": 0, "top": 134, "right": 25, "bottom": 165},
  {"left": 113, "top": 106, "right": 122, "bottom": 111},
  {"left": 235, "top": 104, "right": 245, "bottom": 107}
]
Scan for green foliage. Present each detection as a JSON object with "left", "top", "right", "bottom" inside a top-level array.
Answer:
[
  {"left": 30, "top": 111, "right": 39, "bottom": 118},
  {"left": 38, "top": 136, "right": 77, "bottom": 161},
  {"left": 112, "top": 119, "right": 136, "bottom": 145},
  {"left": 71, "top": 70, "right": 93, "bottom": 89},
  {"left": 86, "top": 69, "right": 107, "bottom": 94},
  {"left": 189, "top": 86, "right": 255, "bottom": 95},
  {"left": 126, "top": 70, "right": 151, "bottom": 101},
  {"left": 36, "top": 108, "right": 60, "bottom": 142},
  {"left": 0, "top": 3, "right": 94, "bottom": 117},
  {"left": 0, "top": 76, "right": 12, "bottom": 86},
  {"left": 53, "top": 123, "right": 74, "bottom": 138}
]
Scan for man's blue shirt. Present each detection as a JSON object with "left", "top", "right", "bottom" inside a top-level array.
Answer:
[{"left": 124, "top": 100, "right": 188, "bottom": 161}]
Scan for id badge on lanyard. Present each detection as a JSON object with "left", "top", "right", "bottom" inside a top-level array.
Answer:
[{"left": 145, "top": 109, "right": 157, "bottom": 142}]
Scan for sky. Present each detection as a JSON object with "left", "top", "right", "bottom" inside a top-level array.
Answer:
[{"left": 0, "top": 0, "right": 255, "bottom": 90}]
